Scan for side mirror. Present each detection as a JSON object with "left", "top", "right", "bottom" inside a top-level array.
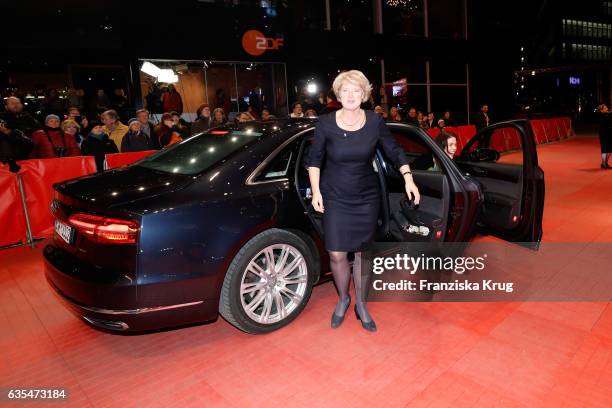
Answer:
[{"left": 469, "top": 148, "right": 500, "bottom": 162}]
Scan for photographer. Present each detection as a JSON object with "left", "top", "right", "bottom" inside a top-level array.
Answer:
[
  {"left": 0, "top": 96, "right": 41, "bottom": 138},
  {"left": 0, "top": 96, "right": 37, "bottom": 170},
  {"left": 0, "top": 121, "right": 33, "bottom": 171},
  {"left": 30, "top": 114, "right": 81, "bottom": 159}
]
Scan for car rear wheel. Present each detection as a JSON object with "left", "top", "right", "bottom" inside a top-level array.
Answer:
[{"left": 219, "top": 229, "right": 315, "bottom": 334}]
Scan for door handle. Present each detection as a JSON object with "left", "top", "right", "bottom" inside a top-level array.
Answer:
[{"left": 472, "top": 167, "right": 486, "bottom": 175}]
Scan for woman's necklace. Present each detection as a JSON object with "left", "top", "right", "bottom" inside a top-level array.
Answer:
[{"left": 339, "top": 109, "right": 365, "bottom": 138}]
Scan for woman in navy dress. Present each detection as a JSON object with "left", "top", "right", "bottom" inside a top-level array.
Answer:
[{"left": 306, "top": 70, "right": 420, "bottom": 332}]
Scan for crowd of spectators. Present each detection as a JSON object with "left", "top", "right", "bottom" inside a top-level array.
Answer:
[{"left": 1, "top": 85, "right": 487, "bottom": 172}]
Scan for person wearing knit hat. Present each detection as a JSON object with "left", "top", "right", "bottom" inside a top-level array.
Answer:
[
  {"left": 121, "top": 117, "right": 153, "bottom": 152},
  {"left": 45, "top": 114, "right": 61, "bottom": 125},
  {"left": 29, "top": 113, "right": 81, "bottom": 158},
  {"left": 80, "top": 119, "right": 118, "bottom": 171}
]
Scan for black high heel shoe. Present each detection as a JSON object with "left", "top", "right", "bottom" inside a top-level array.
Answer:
[
  {"left": 331, "top": 295, "right": 351, "bottom": 329},
  {"left": 354, "top": 305, "right": 377, "bottom": 332}
]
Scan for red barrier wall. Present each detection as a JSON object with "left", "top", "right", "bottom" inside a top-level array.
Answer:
[
  {"left": 455, "top": 125, "right": 476, "bottom": 151},
  {"left": 426, "top": 128, "right": 441, "bottom": 139},
  {"left": 19, "top": 157, "right": 97, "bottom": 238},
  {"left": 504, "top": 127, "right": 522, "bottom": 151},
  {"left": 105, "top": 150, "right": 157, "bottom": 169},
  {"left": 419, "top": 119, "right": 570, "bottom": 154},
  {"left": 545, "top": 120, "right": 559, "bottom": 142},
  {"left": 531, "top": 119, "right": 548, "bottom": 144},
  {"left": 0, "top": 165, "right": 27, "bottom": 247}
]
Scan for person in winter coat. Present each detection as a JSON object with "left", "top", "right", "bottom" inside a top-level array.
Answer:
[
  {"left": 473, "top": 104, "right": 491, "bottom": 131},
  {"left": 30, "top": 114, "right": 81, "bottom": 158},
  {"left": 442, "top": 110, "right": 457, "bottom": 127},
  {"left": 136, "top": 109, "right": 157, "bottom": 149},
  {"left": 210, "top": 108, "right": 227, "bottom": 127},
  {"left": 121, "top": 118, "right": 153, "bottom": 152},
  {"left": 191, "top": 103, "right": 212, "bottom": 135},
  {"left": 101, "top": 109, "right": 129, "bottom": 150},
  {"left": 111, "top": 88, "right": 129, "bottom": 122},
  {"left": 61, "top": 119, "right": 85, "bottom": 148},
  {"left": 80, "top": 120, "right": 119, "bottom": 171},
  {"left": 0, "top": 97, "right": 36, "bottom": 169},
  {"left": 154, "top": 113, "right": 187, "bottom": 148},
  {"left": 597, "top": 104, "right": 612, "bottom": 169},
  {"left": 0, "top": 96, "right": 41, "bottom": 138},
  {"left": 161, "top": 84, "right": 183, "bottom": 115}
]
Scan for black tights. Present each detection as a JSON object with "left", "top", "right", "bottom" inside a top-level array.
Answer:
[{"left": 329, "top": 251, "right": 372, "bottom": 322}]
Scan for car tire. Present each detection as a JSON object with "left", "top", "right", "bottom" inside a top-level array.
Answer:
[{"left": 219, "top": 228, "right": 315, "bottom": 334}]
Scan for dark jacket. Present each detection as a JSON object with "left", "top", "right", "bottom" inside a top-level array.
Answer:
[
  {"left": 81, "top": 132, "right": 119, "bottom": 171},
  {"left": 0, "top": 110, "right": 41, "bottom": 137},
  {"left": 599, "top": 112, "right": 612, "bottom": 154},
  {"left": 121, "top": 130, "right": 153, "bottom": 153},
  {"left": 30, "top": 127, "right": 81, "bottom": 159},
  {"left": 473, "top": 111, "right": 491, "bottom": 131},
  {"left": 146, "top": 88, "right": 164, "bottom": 114},
  {"left": 191, "top": 117, "right": 212, "bottom": 135},
  {"left": 403, "top": 116, "right": 420, "bottom": 126},
  {"left": 441, "top": 116, "right": 457, "bottom": 127},
  {"left": 0, "top": 129, "right": 34, "bottom": 168},
  {"left": 424, "top": 120, "right": 435, "bottom": 129},
  {"left": 111, "top": 95, "right": 129, "bottom": 119},
  {"left": 140, "top": 121, "right": 159, "bottom": 149},
  {"left": 91, "top": 94, "right": 111, "bottom": 115}
]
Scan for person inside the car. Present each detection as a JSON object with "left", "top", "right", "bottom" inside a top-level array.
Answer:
[{"left": 429, "top": 130, "right": 458, "bottom": 172}]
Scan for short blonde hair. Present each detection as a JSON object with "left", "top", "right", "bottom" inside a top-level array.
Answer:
[
  {"left": 332, "top": 70, "right": 372, "bottom": 103},
  {"left": 61, "top": 119, "right": 80, "bottom": 132}
]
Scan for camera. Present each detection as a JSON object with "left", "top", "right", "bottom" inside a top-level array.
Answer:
[{"left": 54, "top": 147, "right": 66, "bottom": 158}]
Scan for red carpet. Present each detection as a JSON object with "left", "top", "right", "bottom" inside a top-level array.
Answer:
[{"left": 1, "top": 136, "right": 611, "bottom": 407}]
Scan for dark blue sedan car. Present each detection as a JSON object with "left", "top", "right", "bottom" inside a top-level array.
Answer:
[{"left": 44, "top": 118, "right": 544, "bottom": 333}]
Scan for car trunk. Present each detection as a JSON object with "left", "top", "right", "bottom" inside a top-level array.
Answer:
[{"left": 46, "top": 166, "right": 193, "bottom": 309}]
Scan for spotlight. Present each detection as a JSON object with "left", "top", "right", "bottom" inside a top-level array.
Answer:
[
  {"left": 141, "top": 61, "right": 161, "bottom": 77},
  {"left": 158, "top": 69, "right": 179, "bottom": 83},
  {"left": 306, "top": 83, "right": 318, "bottom": 94}
]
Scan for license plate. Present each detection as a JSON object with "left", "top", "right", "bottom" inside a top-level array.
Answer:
[{"left": 54, "top": 219, "right": 74, "bottom": 244}]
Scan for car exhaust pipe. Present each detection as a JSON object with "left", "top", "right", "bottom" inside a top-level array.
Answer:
[{"left": 83, "top": 316, "right": 129, "bottom": 331}]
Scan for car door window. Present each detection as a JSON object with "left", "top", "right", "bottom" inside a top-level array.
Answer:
[
  {"left": 254, "top": 141, "right": 297, "bottom": 182},
  {"left": 462, "top": 127, "right": 523, "bottom": 165},
  {"left": 386, "top": 128, "right": 438, "bottom": 172}
]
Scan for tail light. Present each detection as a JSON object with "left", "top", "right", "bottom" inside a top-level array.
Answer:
[{"left": 68, "top": 213, "right": 139, "bottom": 244}]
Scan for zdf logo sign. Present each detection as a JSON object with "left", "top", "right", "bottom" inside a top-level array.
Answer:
[{"left": 242, "top": 30, "right": 284, "bottom": 56}]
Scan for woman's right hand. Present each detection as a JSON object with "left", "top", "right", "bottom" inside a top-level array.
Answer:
[{"left": 312, "top": 191, "right": 324, "bottom": 213}]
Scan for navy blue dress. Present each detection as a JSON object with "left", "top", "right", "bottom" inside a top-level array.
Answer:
[{"left": 306, "top": 111, "right": 409, "bottom": 252}]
